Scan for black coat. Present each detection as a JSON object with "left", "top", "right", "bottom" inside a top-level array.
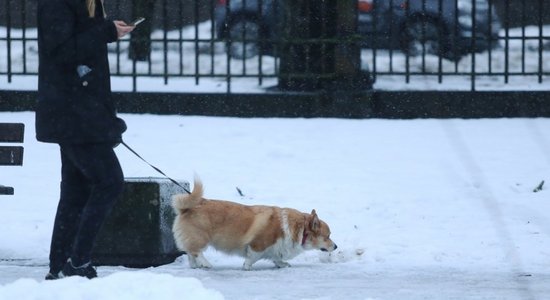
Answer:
[{"left": 36, "top": 0, "right": 126, "bottom": 144}]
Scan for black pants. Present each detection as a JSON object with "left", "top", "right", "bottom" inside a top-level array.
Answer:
[{"left": 48, "top": 143, "right": 124, "bottom": 273}]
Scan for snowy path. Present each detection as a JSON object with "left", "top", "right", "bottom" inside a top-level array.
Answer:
[
  {"left": 1, "top": 112, "right": 550, "bottom": 299},
  {"left": 1, "top": 258, "right": 549, "bottom": 299}
]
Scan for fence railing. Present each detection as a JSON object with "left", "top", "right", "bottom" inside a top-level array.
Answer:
[{"left": 0, "top": 0, "right": 548, "bottom": 92}]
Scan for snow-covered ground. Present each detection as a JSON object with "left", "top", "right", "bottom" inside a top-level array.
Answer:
[
  {"left": 1, "top": 112, "right": 550, "bottom": 299},
  {"left": 1, "top": 23, "right": 549, "bottom": 92},
  {"left": 1, "top": 18, "right": 550, "bottom": 300}
]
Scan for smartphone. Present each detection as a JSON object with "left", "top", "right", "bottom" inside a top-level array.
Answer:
[{"left": 129, "top": 17, "right": 145, "bottom": 26}]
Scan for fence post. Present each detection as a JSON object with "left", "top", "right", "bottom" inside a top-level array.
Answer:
[
  {"left": 278, "top": 0, "right": 371, "bottom": 91},
  {"left": 129, "top": 0, "right": 155, "bottom": 61}
]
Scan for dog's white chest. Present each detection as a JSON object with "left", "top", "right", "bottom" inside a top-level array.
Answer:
[{"left": 267, "top": 209, "right": 304, "bottom": 260}]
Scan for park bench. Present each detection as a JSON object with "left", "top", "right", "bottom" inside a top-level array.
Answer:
[{"left": 0, "top": 123, "right": 24, "bottom": 195}]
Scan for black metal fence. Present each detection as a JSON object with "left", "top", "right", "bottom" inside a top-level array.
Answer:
[{"left": 0, "top": 0, "right": 548, "bottom": 92}]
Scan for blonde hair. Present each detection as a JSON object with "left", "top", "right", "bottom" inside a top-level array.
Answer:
[{"left": 86, "top": 0, "right": 106, "bottom": 18}]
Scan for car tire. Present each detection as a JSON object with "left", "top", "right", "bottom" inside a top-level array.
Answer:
[
  {"left": 227, "top": 19, "right": 261, "bottom": 59},
  {"left": 400, "top": 19, "right": 451, "bottom": 60}
]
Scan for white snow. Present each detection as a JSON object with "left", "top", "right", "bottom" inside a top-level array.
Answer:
[
  {"left": 0, "top": 272, "right": 223, "bottom": 300},
  {"left": 1, "top": 112, "right": 550, "bottom": 299},
  {"left": 1, "top": 19, "right": 550, "bottom": 300}
]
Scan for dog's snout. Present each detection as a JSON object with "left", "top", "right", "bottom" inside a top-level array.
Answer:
[{"left": 321, "top": 243, "right": 338, "bottom": 252}]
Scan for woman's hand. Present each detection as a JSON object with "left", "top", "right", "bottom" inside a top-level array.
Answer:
[{"left": 113, "top": 21, "right": 135, "bottom": 39}]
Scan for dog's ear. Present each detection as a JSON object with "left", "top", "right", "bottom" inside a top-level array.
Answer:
[{"left": 309, "top": 209, "right": 320, "bottom": 232}]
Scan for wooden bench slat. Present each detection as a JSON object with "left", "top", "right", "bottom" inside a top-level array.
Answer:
[
  {"left": 0, "top": 123, "right": 25, "bottom": 143},
  {"left": 0, "top": 185, "right": 15, "bottom": 195},
  {"left": 0, "top": 123, "right": 25, "bottom": 195},
  {"left": 0, "top": 146, "right": 24, "bottom": 166}
]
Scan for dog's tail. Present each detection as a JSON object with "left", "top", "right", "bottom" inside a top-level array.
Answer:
[{"left": 172, "top": 178, "right": 204, "bottom": 213}]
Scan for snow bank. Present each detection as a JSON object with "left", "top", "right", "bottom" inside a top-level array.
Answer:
[{"left": 0, "top": 271, "right": 223, "bottom": 300}]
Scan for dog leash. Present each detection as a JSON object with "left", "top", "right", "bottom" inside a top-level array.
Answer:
[{"left": 121, "top": 141, "right": 191, "bottom": 194}]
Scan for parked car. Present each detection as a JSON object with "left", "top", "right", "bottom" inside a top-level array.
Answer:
[{"left": 214, "top": 0, "right": 501, "bottom": 61}]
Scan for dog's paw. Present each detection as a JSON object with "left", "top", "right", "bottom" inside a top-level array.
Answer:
[
  {"left": 274, "top": 261, "right": 291, "bottom": 268},
  {"left": 195, "top": 261, "right": 212, "bottom": 269},
  {"left": 188, "top": 253, "right": 213, "bottom": 269},
  {"left": 190, "top": 263, "right": 212, "bottom": 269}
]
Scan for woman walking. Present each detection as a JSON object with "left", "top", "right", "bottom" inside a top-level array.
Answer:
[{"left": 36, "top": 0, "right": 134, "bottom": 279}]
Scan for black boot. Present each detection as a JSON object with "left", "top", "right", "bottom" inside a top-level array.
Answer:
[
  {"left": 61, "top": 259, "right": 97, "bottom": 279},
  {"left": 44, "top": 272, "right": 61, "bottom": 280}
]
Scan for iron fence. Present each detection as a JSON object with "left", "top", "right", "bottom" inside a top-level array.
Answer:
[{"left": 0, "top": 0, "right": 548, "bottom": 92}]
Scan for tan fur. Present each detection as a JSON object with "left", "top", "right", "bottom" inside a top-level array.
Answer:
[{"left": 171, "top": 178, "right": 337, "bottom": 270}]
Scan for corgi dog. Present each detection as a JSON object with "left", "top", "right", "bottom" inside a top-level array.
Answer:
[{"left": 171, "top": 179, "right": 337, "bottom": 270}]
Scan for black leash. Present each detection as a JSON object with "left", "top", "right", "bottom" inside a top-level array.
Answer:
[{"left": 121, "top": 141, "right": 191, "bottom": 194}]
